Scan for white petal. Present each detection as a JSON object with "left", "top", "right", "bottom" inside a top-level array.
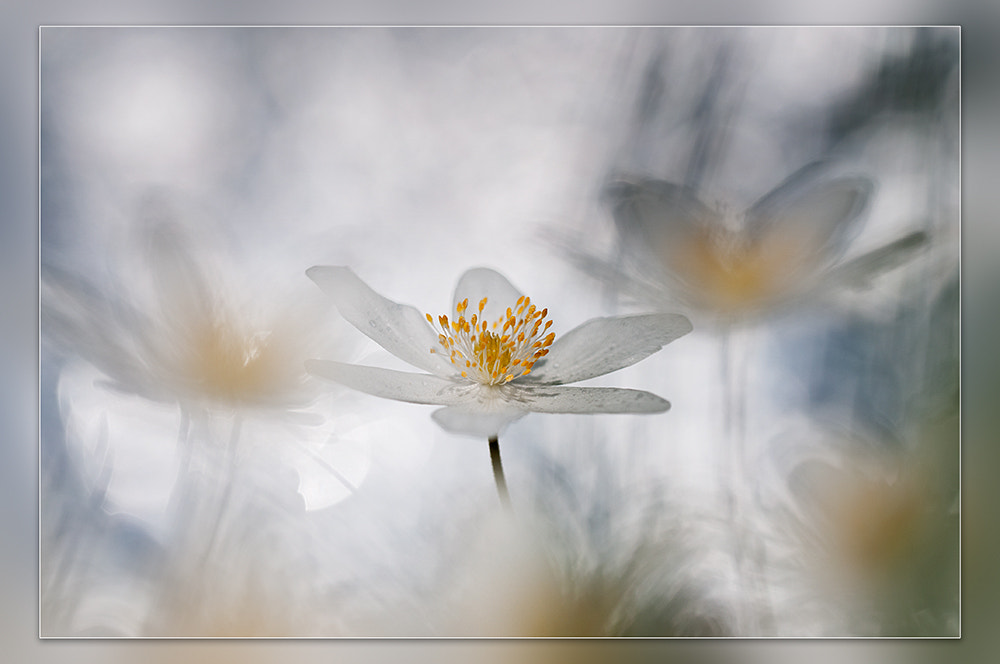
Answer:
[
  {"left": 431, "top": 406, "right": 527, "bottom": 438},
  {"left": 142, "top": 218, "right": 215, "bottom": 327},
  {"left": 283, "top": 434, "right": 370, "bottom": 511},
  {"left": 451, "top": 267, "right": 524, "bottom": 323},
  {"left": 307, "top": 266, "right": 455, "bottom": 377},
  {"left": 526, "top": 313, "right": 692, "bottom": 385},
  {"left": 305, "top": 360, "right": 472, "bottom": 406},
  {"left": 57, "top": 362, "right": 182, "bottom": 539},
  {"left": 745, "top": 163, "right": 873, "bottom": 264},
  {"left": 602, "top": 177, "right": 720, "bottom": 275},
  {"left": 824, "top": 231, "right": 929, "bottom": 289},
  {"left": 603, "top": 177, "right": 720, "bottom": 242},
  {"left": 512, "top": 385, "right": 670, "bottom": 414}
]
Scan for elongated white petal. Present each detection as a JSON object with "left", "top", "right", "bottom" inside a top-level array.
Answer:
[
  {"left": 307, "top": 266, "right": 455, "bottom": 377},
  {"left": 512, "top": 385, "right": 670, "bottom": 414},
  {"left": 431, "top": 406, "right": 527, "bottom": 438},
  {"left": 526, "top": 313, "right": 691, "bottom": 385},
  {"left": 305, "top": 360, "right": 472, "bottom": 406},
  {"left": 451, "top": 267, "right": 524, "bottom": 323},
  {"left": 824, "top": 231, "right": 929, "bottom": 289},
  {"left": 145, "top": 220, "right": 214, "bottom": 326}
]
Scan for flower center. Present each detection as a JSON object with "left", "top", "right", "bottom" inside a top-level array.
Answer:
[
  {"left": 426, "top": 295, "right": 555, "bottom": 386},
  {"left": 666, "top": 228, "right": 794, "bottom": 311},
  {"left": 184, "top": 316, "right": 288, "bottom": 403}
]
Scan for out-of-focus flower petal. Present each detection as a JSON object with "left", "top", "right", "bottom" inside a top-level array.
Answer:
[
  {"left": 282, "top": 431, "right": 370, "bottom": 511},
  {"left": 305, "top": 359, "right": 473, "bottom": 406},
  {"left": 42, "top": 268, "right": 144, "bottom": 388},
  {"left": 744, "top": 163, "right": 873, "bottom": 264},
  {"left": 431, "top": 406, "right": 527, "bottom": 438},
  {"left": 514, "top": 385, "right": 670, "bottom": 414},
  {"left": 58, "top": 362, "right": 182, "bottom": 537},
  {"left": 451, "top": 267, "right": 525, "bottom": 324},
  {"left": 306, "top": 266, "right": 455, "bottom": 377},
  {"left": 823, "top": 230, "right": 930, "bottom": 289},
  {"left": 603, "top": 177, "right": 720, "bottom": 246},
  {"left": 144, "top": 217, "right": 215, "bottom": 326},
  {"left": 527, "top": 313, "right": 692, "bottom": 385}
]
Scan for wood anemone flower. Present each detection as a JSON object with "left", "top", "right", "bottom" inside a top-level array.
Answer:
[
  {"left": 42, "top": 222, "right": 321, "bottom": 413},
  {"left": 591, "top": 161, "right": 928, "bottom": 322},
  {"left": 305, "top": 266, "right": 691, "bottom": 440}
]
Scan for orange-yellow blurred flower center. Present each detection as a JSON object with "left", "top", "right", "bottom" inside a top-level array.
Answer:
[
  {"left": 667, "top": 228, "right": 802, "bottom": 312},
  {"left": 185, "top": 317, "right": 286, "bottom": 403},
  {"left": 833, "top": 477, "right": 924, "bottom": 572},
  {"left": 427, "top": 296, "right": 555, "bottom": 385}
]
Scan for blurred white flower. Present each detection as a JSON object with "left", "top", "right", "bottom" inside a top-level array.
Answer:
[
  {"left": 44, "top": 222, "right": 322, "bottom": 413},
  {"left": 42, "top": 209, "right": 370, "bottom": 524},
  {"left": 570, "top": 161, "right": 928, "bottom": 323},
  {"left": 763, "top": 413, "right": 959, "bottom": 636},
  {"left": 306, "top": 266, "right": 691, "bottom": 438}
]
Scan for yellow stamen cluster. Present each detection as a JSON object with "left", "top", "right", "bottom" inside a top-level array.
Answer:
[{"left": 426, "top": 295, "right": 555, "bottom": 386}]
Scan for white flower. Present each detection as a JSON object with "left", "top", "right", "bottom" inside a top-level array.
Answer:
[
  {"left": 306, "top": 266, "right": 691, "bottom": 438},
  {"left": 42, "top": 215, "right": 370, "bottom": 519},
  {"left": 569, "top": 161, "right": 928, "bottom": 321},
  {"left": 42, "top": 216, "right": 343, "bottom": 413}
]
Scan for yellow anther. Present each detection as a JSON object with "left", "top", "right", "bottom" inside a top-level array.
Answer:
[{"left": 427, "top": 292, "right": 556, "bottom": 386}]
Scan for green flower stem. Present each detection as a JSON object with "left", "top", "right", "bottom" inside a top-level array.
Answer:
[{"left": 488, "top": 435, "right": 511, "bottom": 509}]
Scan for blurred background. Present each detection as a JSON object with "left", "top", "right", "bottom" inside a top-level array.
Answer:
[{"left": 1, "top": 2, "right": 994, "bottom": 663}]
